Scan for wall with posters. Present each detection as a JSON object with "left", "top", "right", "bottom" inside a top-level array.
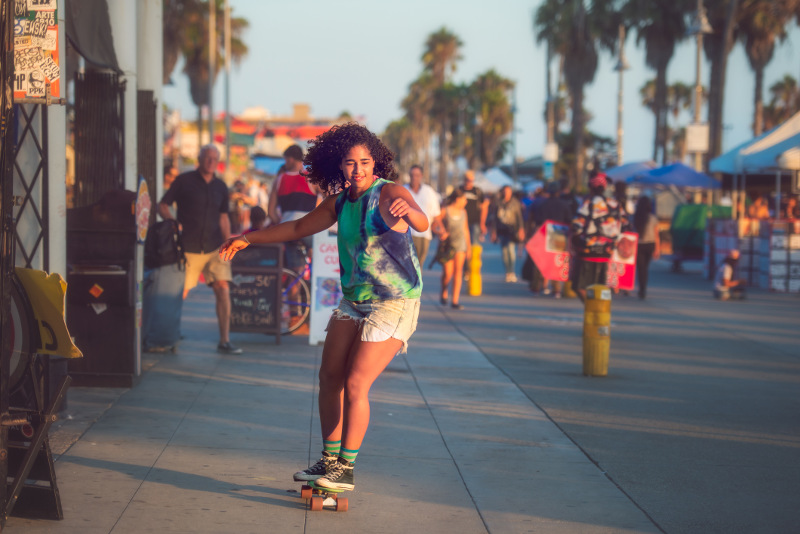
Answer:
[{"left": 13, "top": 0, "right": 60, "bottom": 101}]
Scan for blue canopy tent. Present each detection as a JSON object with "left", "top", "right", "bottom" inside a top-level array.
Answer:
[
  {"left": 605, "top": 160, "right": 656, "bottom": 182},
  {"left": 628, "top": 162, "right": 721, "bottom": 189}
]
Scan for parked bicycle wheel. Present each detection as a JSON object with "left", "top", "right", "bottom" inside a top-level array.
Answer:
[{"left": 280, "top": 268, "right": 311, "bottom": 335}]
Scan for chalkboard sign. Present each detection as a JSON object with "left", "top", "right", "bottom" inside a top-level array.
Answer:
[{"left": 229, "top": 244, "right": 283, "bottom": 343}]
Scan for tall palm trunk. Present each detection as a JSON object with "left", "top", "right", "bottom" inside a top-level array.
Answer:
[
  {"left": 571, "top": 83, "right": 585, "bottom": 190},
  {"left": 655, "top": 64, "right": 669, "bottom": 165},
  {"left": 438, "top": 123, "right": 448, "bottom": 193},
  {"left": 753, "top": 64, "right": 765, "bottom": 136}
]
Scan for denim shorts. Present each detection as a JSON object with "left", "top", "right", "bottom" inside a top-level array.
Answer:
[{"left": 327, "top": 297, "right": 421, "bottom": 354}]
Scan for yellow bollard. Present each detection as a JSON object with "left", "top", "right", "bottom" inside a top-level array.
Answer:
[
  {"left": 583, "top": 284, "right": 611, "bottom": 376},
  {"left": 468, "top": 244, "right": 482, "bottom": 296}
]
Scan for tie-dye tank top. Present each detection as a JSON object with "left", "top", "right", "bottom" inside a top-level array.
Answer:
[{"left": 334, "top": 178, "right": 422, "bottom": 301}]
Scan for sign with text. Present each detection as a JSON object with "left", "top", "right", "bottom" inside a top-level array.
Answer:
[
  {"left": 309, "top": 230, "right": 342, "bottom": 345},
  {"left": 229, "top": 244, "right": 283, "bottom": 342},
  {"left": 14, "top": 0, "right": 60, "bottom": 101}
]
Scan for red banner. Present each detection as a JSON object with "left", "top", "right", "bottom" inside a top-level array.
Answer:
[
  {"left": 606, "top": 232, "right": 638, "bottom": 290},
  {"left": 525, "top": 221, "right": 571, "bottom": 281}
]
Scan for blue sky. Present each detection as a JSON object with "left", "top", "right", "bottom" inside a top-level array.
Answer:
[{"left": 163, "top": 0, "right": 800, "bottom": 166}]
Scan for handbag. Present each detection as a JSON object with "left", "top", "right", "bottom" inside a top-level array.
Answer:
[{"left": 429, "top": 237, "right": 456, "bottom": 268}]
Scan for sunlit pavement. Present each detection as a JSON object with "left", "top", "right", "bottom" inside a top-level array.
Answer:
[{"left": 10, "top": 243, "right": 798, "bottom": 533}]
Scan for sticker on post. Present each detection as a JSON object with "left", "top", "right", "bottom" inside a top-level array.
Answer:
[
  {"left": 600, "top": 289, "right": 612, "bottom": 300},
  {"left": 597, "top": 326, "right": 610, "bottom": 336}
]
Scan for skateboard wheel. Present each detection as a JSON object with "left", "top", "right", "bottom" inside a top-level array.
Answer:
[
  {"left": 335, "top": 497, "right": 348, "bottom": 512},
  {"left": 311, "top": 496, "right": 324, "bottom": 511},
  {"left": 300, "top": 485, "right": 312, "bottom": 499}
]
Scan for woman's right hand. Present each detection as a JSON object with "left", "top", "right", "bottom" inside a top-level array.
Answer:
[{"left": 219, "top": 236, "right": 250, "bottom": 262}]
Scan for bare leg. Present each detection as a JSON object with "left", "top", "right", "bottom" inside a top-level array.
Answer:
[
  {"left": 441, "top": 260, "right": 454, "bottom": 302},
  {"left": 451, "top": 252, "right": 466, "bottom": 305},
  {"left": 211, "top": 281, "right": 231, "bottom": 343},
  {"left": 318, "top": 317, "right": 360, "bottom": 442},
  {"left": 341, "top": 336, "right": 404, "bottom": 453}
]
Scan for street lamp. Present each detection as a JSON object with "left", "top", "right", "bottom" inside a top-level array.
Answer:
[
  {"left": 687, "top": 0, "right": 712, "bottom": 172},
  {"left": 613, "top": 24, "right": 630, "bottom": 167}
]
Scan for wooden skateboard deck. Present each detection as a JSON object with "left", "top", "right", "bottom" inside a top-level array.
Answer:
[{"left": 300, "top": 482, "right": 349, "bottom": 512}]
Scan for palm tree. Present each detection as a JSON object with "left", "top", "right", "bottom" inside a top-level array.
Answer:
[
  {"left": 401, "top": 73, "right": 435, "bottom": 183},
  {"left": 422, "top": 28, "right": 463, "bottom": 192},
  {"left": 738, "top": 0, "right": 796, "bottom": 136},
  {"left": 703, "top": 0, "right": 741, "bottom": 163},
  {"left": 163, "top": 0, "right": 201, "bottom": 84},
  {"left": 469, "top": 70, "right": 515, "bottom": 167},
  {"left": 763, "top": 74, "right": 800, "bottom": 129},
  {"left": 628, "top": 0, "right": 691, "bottom": 165},
  {"left": 164, "top": 0, "right": 249, "bottom": 143},
  {"left": 383, "top": 118, "right": 416, "bottom": 172},
  {"left": 534, "top": 0, "right": 616, "bottom": 189}
]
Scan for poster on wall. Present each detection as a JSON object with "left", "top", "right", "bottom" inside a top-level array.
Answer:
[{"left": 13, "top": 0, "right": 60, "bottom": 101}]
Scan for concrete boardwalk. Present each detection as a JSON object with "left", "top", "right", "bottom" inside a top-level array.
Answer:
[{"left": 7, "top": 264, "right": 661, "bottom": 532}]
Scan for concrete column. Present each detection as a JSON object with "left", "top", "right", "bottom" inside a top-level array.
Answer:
[
  {"left": 47, "top": 7, "right": 67, "bottom": 276},
  {"left": 137, "top": 0, "right": 163, "bottom": 202},
  {"left": 107, "top": 0, "right": 138, "bottom": 192},
  {"left": 108, "top": 0, "right": 142, "bottom": 377}
]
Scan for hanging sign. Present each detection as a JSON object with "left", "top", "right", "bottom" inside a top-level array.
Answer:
[{"left": 13, "top": 0, "right": 60, "bottom": 102}]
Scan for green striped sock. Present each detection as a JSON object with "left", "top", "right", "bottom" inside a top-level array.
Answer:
[
  {"left": 323, "top": 440, "right": 341, "bottom": 456},
  {"left": 339, "top": 448, "right": 359, "bottom": 464}
]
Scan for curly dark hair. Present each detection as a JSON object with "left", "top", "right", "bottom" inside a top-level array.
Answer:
[{"left": 303, "top": 122, "right": 397, "bottom": 194}]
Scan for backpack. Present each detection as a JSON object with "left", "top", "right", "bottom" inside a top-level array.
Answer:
[{"left": 144, "top": 220, "right": 185, "bottom": 269}]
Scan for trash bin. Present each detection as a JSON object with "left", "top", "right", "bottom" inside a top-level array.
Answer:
[{"left": 66, "top": 190, "right": 141, "bottom": 387}]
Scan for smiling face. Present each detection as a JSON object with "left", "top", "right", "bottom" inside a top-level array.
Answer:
[{"left": 340, "top": 145, "right": 376, "bottom": 193}]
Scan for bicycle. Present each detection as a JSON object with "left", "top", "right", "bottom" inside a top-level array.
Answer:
[{"left": 280, "top": 242, "right": 312, "bottom": 335}]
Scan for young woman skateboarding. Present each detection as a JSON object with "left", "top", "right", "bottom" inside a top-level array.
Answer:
[{"left": 219, "top": 123, "right": 427, "bottom": 491}]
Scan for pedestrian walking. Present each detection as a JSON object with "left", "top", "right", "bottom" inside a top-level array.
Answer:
[
  {"left": 431, "top": 187, "right": 471, "bottom": 309},
  {"left": 158, "top": 144, "right": 242, "bottom": 355},
  {"left": 404, "top": 164, "right": 441, "bottom": 267},
  {"left": 570, "top": 172, "right": 626, "bottom": 302},
  {"left": 219, "top": 123, "right": 428, "bottom": 491},
  {"left": 490, "top": 185, "right": 525, "bottom": 282},
  {"left": 633, "top": 196, "right": 660, "bottom": 300}
]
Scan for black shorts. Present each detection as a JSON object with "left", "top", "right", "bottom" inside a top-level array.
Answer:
[{"left": 572, "top": 259, "right": 608, "bottom": 291}]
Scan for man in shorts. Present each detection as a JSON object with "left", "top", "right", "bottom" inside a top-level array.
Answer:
[
  {"left": 403, "top": 164, "right": 441, "bottom": 267},
  {"left": 158, "top": 144, "right": 242, "bottom": 354}
]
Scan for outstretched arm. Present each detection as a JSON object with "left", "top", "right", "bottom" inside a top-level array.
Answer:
[{"left": 219, "top": 195, "right": 338, "bottom": 262}]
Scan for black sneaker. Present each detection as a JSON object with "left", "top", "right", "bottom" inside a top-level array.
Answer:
[
  {"left": 293, "top": 451, "right": 337, "bottom": 482},
  {"left": 217, "top": 341, "right": 243, "bottom": 354},
  {"left": 315, "top": 457, "right": 355, "bottom": 490}
]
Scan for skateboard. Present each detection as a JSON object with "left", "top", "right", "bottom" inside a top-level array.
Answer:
[{"left": 300, "top": 481, "right": 349, "bottom": 512}]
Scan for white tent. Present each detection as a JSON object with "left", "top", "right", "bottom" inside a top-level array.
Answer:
[
  {"left": 474, "top": 167, "right": 515, "bottom": 193},
  {"left": 710, "top": 110, "right": 800, "bottom": 174}
]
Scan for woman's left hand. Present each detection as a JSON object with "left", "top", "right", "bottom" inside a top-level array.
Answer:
[{"left": 388, "top": 198, "right": 412, "bottom": 219}]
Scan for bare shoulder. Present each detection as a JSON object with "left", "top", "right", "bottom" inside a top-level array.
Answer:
[{"left": 381, "top": 182, "right": 412, "bottom": 200}]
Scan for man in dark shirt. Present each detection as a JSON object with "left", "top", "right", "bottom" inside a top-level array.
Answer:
[
  {"left": 158, "top": 145, "right": 242, "bottom": 354},
  {"left": 462, "top": 170, "right": 489, "bottom": 244}
]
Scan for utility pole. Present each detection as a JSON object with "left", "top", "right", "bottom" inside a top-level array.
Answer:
[
  {"left": 613, "top": 24, "right": 629, "bottom": 166},
  {"left": 688, "top": 0, "right": 712, "bottom": 172},
  {"left": 224, "top": 0, "right": 231, "bottom": 181},
  {"left": 208, "top": 0, "right": 216, "bottom": 146}
]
